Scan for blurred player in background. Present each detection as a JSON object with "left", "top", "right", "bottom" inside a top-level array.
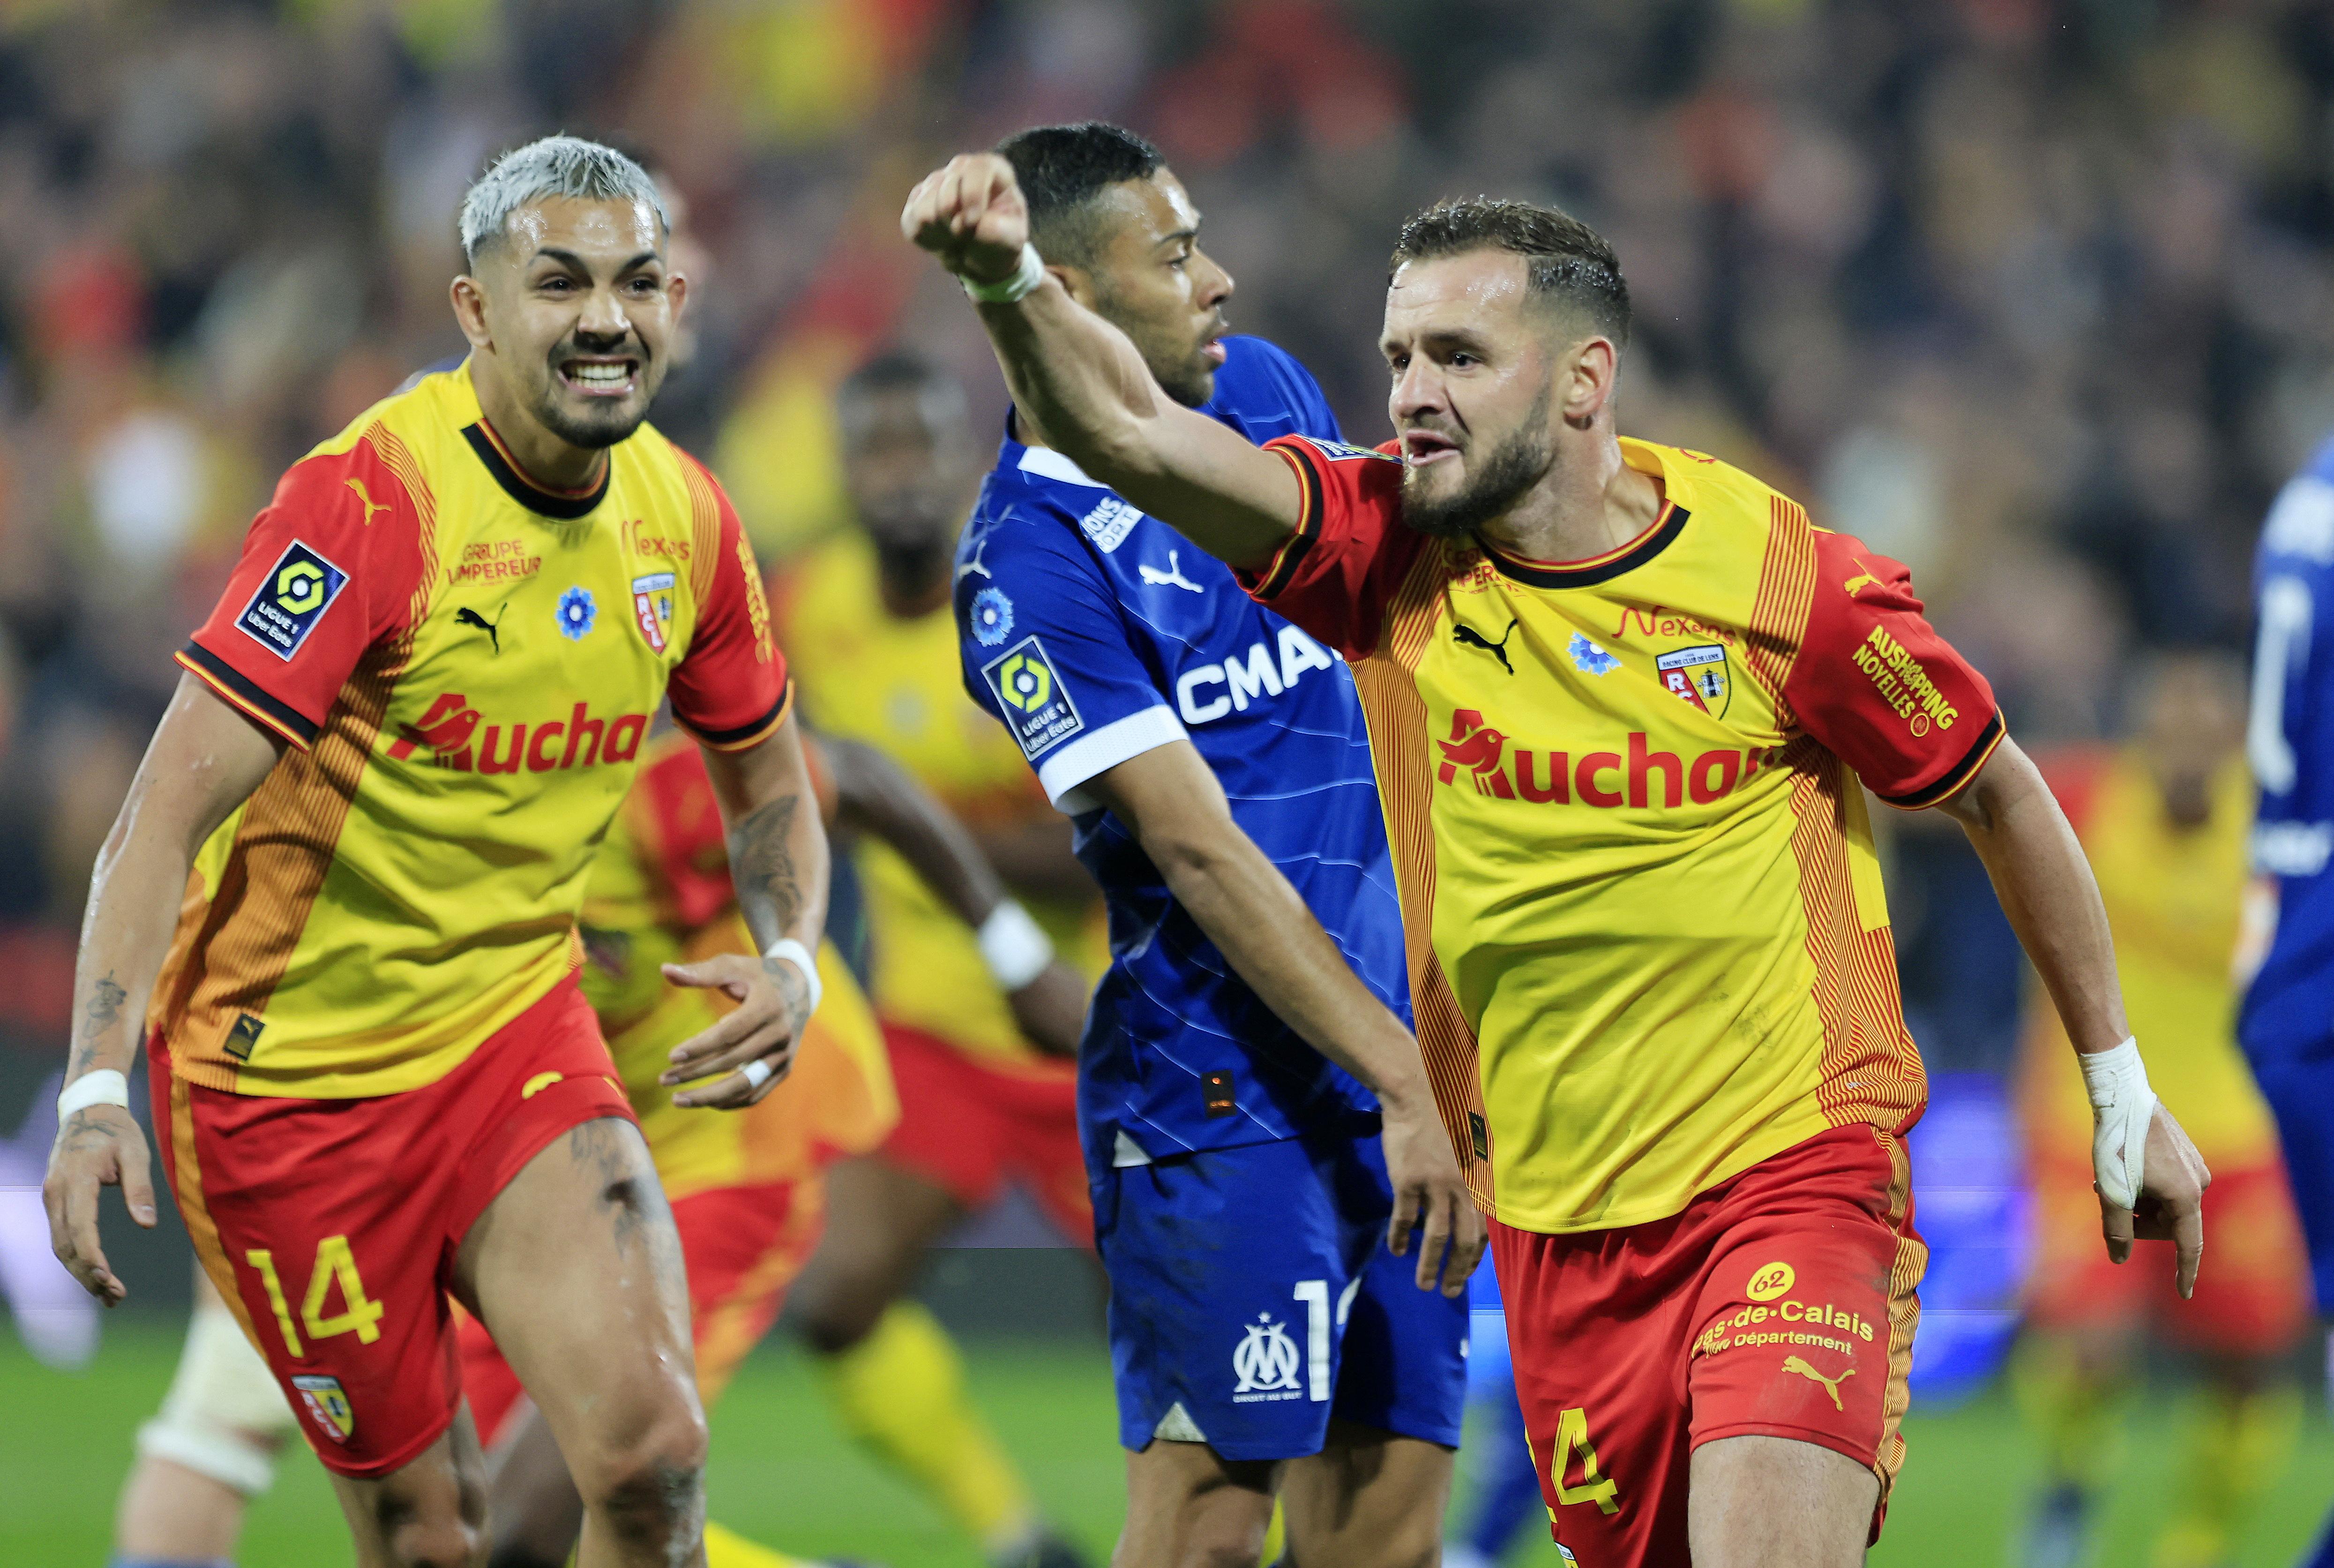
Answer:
[
  {"left": 2241, "top": 436, "right": 2334, "bottom": 1568},
  {"left": 103, "top": 725, "right": 1085, "bottom": 1568},
  {"left": 778, "top": 351, "right": 1103, "bottom": 1568},
  {"left": 911, "top": 162, "right": 2211, "bottom": 1567},
  {"left": 49, "top": 137, "right": 822, "bottom": 1568},
  {"left": 2012, "top": 652, "right": 2308, "bottom": 1568},
  {"left": 934, "top": 123, "right": 1478, "bottom": 1568}
]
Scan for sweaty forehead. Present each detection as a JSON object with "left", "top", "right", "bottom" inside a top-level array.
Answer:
[
  {"left": 1096, "top": 172, "right": 1199, "bottom": 250},
  {"left": 1381, "top": 251, "right": 1531, "bottom": 341},
  {"left": 500, "top": 195, "right": 664, "bottom": 263}
]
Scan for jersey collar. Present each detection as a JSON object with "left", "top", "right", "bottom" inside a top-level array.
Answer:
[
  {"left": 461, "top": 417, "right": 612, "bottom": 521},
  {"left": 1481, "top": 439, "right": 1688, "bottom": 589}
]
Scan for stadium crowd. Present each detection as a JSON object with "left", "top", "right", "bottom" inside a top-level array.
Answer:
[
  {"left": 2, "top": 0, "right": 2330, "bottom": 1073},
  {"left": 2, "top": 3, "right": 2333, "bottom": 1565}
]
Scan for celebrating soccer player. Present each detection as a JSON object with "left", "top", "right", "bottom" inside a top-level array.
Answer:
[
  {"left": 905, "top": 155, "right": 2212, "bottom": 1566},
  {"left": 45, "top": 136, "right": 821, "bottom": 1568},
  {"left": 930, "top": 123, "right": 1481, "bottom": 1568}
]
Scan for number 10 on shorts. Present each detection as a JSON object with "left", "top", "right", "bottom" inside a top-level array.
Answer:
[
  {"left": 244, "top": 1234, "right": 384, "bottom": 1357},
  {"left": 1292, "top": 1278, "right": 1362, "bottom": 1401}
]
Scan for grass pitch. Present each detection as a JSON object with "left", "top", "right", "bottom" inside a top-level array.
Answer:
[{"left": 3, "top": 1318, "right": 2330, "bottom": 1566}]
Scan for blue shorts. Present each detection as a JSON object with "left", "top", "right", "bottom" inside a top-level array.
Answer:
[
  {"left": 1092, "top": 1129, "right": 1469, "bottom": 1462},
  {"left": 2249, "top": 1049, "right": 2334, "bottom": 1314}
]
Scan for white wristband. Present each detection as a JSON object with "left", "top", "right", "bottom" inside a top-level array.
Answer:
[
  {"left": 961, "top": 242, "right": 1046, "bottom": 305},
  {"left": 978, "top": 899, "right": 1056, "bottom": 991},
  {"left": 58, "top": 1069, "right": 130, "bottom": 1120},
  {"left": 2080, "top": 1036, "right": 2156, "bottom": 1210},
  {"left": 761, "top": 938, "right": 823, "bottom": 1018}
]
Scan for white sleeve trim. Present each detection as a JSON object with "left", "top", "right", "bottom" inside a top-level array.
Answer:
[{"left": 1037, "top": 705, "right": 1187, "bottom": 814}]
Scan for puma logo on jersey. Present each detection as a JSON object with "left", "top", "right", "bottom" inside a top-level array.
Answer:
[
  {"left": 1139, "top": 550, "right": 1204, "bottom": 593},
  {"left": 344, "top": 478, "right": 391, "bottom": 524},
  {"left": 1452, "top": 618, "right": 1518, "bottom": 673},
  {"left": 1782, "top": 1356, "right": 1855, "bottom": 1409},
  {"left": 1842, "top": 561, "right": 1884, "bottom": 597},
  {"left": 455, "top": 604, "right": 506, "bottom": 654}
]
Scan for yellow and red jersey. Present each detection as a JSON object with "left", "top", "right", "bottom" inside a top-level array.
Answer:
[
  {"left": 157, "top": 362, "right": 789, "bottom": 1098},
  {"left": 777, "top": 532, "right": 1100, "bottom": 1064},
  {"left": 581, "top": 734, "right": 894, "bottom": 1204},
  {"left": 2020, "top": 749, "right": 2277, "bottom": 1166},
  {"left": 1251, "top": 435, "right": 2003, "bottom": 1233}
]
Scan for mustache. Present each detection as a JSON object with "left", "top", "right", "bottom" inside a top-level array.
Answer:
[{"left": 547, "top": 330, "right": 647, "bottom": 364}]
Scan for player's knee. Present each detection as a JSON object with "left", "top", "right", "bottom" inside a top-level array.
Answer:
[
  {"left": 369, "top": 1465, "right": 486, "bottom": 1568},
  {"left": 574, "top": 1400, "right": 709, "bottom": 1550}
]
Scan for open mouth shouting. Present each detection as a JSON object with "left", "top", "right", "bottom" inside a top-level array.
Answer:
[
  {"left": 1402, "top": 428, "right": 1461, "bottom": 467},
  {"left": 557, "top": 355, "right": 642, "bottom": 399}
]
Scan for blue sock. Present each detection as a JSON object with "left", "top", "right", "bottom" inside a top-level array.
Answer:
[{"left": 1465, "top": 1385, "right": 1548, "bottom": 1562}]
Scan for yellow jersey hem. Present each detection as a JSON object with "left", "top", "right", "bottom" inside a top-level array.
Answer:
[{"left": 174, "top": 953, "right": 577, "bottom": 1099}]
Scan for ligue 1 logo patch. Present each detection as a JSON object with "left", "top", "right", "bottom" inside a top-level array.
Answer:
[
  {"left": 1657, "top": 643, "right": 1730, "bottom": 717},
  {"left": 981, "top": 635, "right": 1084, "bottom": 759},
  {"left": 630, "top": 572, "right": 676, "bottom": 653},
  {"left": 235, "top": 541, "right": 349, "bottom": 660},
  {"left": 292, "top": 1374, "right": 355, "bottom": 1443}
]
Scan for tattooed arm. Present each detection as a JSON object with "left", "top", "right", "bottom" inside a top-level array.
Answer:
[
  {"left": 47, "top": 674, "right": 285, "bottom": 1303},
  {"left": 659, "top": 713, "right": 831, "bottom": 1108}
]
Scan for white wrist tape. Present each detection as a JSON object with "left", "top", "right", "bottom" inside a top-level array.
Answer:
[
  {"left": 978, "top": 900, "right": 1056, "bottom": 991},
  {"left": 961, "top": 241, "right": 1046, "bottom": 304},
  {"left": 761, "top": 938, "right": 823, "bottom": 1017},
  {"left": 58, "top": 1069, "right": 130, "bottom": 1119},
  {"left": 2081, "top": 1037, "right": 2155, "bottom": 1210}
]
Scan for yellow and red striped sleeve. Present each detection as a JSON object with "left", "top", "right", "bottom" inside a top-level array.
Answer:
[
  {"left": 666, "top": 450, "right": 791, "bottom": 752},
  {"left": 1782, "top": 530, "right": 2004, "bottom": 808},
  {"left": 180, "top": 432, "right": 426, "bottom": 749}
]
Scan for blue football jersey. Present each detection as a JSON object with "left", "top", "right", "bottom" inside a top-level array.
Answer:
[
  {"left": 953, "top": 336, "right": 1406, "bottom": 1169},
  {"left": 2242, "top": 434, "right": 2334, "bottom": 1061}
]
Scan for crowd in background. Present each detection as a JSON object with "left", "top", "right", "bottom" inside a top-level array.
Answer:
[{"left": 2, "top": 0, "right": 2331, "bottom": 1072}]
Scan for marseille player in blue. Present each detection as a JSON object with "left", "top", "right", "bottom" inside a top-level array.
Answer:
[
  {"left": 2244, "top": 434, "right": 2334, "bottom": 1568},
  {"left": 950, "top": 123, "right": 1480, "bottom": 1568}
]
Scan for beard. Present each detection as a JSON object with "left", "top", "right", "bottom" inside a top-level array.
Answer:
[
  {"left": 528, "top": 338, "right": 659, "bottom": 450},
  {"left": 1399, "top": 381, "right": 1556, "bottom": 541}
]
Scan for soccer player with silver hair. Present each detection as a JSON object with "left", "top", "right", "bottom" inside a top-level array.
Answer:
[
  {"left": 905, "top": 153, "right": 2210, "bottom": 1568},
  {"left": 50, "top": 134, "right": 820, "bottom": 1568}
]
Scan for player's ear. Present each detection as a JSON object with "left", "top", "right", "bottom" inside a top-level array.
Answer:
[
  {"left": 450, "top": 274, "right": 493, "bottom": 352},
  {"left": 1048, "top": 262, "right": 1098, "bottom": 312},
  {"left": 1561, "top": 336, "right": 1618, "bottom": 432},
  {"left": 666, "top": 269, "right": 689, "bottom": 323}
]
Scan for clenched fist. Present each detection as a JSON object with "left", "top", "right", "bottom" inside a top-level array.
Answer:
[{"left": 902, "top": 153, "right": 1032, "bottom": 287}]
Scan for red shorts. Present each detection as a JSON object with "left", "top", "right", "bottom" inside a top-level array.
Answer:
[
  {"left": 1494, "top": 1124, "right": 1925, "bottom": 1564},
  {"left": 2026, "top": 1147, "right": 2310, "bottom": 1357},
  {"left": 876, "top": 1020, "right": 1091, "bottom": 1246},
  {"left": 460, "top": 1175, "right": 829, "bottom": 1444},
  {"left": 154, "top": 977, "right": 633, "bottom": 1478}
]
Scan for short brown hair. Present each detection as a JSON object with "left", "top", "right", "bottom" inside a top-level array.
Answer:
[{"left": 1390, "top": 198, "right": 1630, "bottom": 345}]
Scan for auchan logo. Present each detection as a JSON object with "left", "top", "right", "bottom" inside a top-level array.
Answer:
[
  {"left": 386, "top": 694, "right": 648, "bottom": 774},
  {"left": 1435, "top": 709, "right": 1773, "bottom": 808}
]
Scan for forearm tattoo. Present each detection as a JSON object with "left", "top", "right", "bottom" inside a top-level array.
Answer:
[
  {"left": 727, "top": 793, "right": 804, "bottom": 948},
  {"left": 70, "top": 971, "right": 127, "bottom": 1075}
]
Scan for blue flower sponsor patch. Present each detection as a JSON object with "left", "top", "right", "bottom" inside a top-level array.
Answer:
[
  {"left": 557, "top": 585, "right": 597, "bottom": 641},
  {"left": 1568, "top": 633, "right": 1620, "bottom": 676},
  {"left": 971, "top": 586, "right": 1015, "bottom": 647},
  {"left": 980, "top": 635, "right": 1084, "bottom": 758},
  {"left": 235, "top": 540, "right": 350, "bottom": 660}
]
